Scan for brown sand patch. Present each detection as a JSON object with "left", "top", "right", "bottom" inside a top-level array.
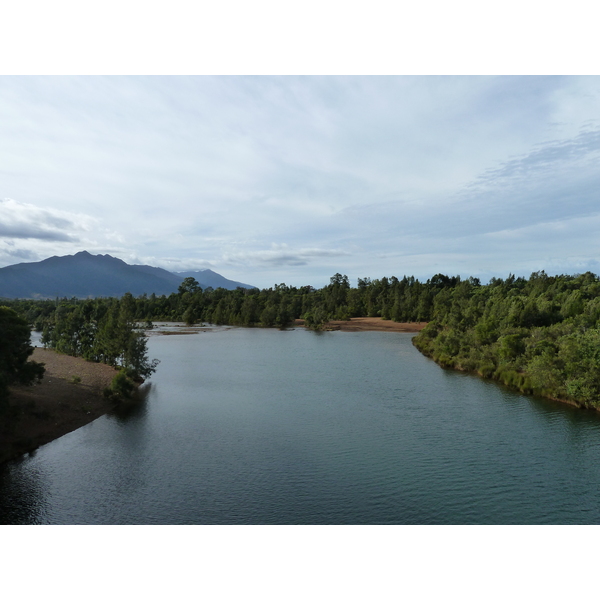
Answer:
[
  {"left": 0, "top": 349, "right": 120, "bottom": 464},
  {"left": 153, "top": 330, "right": 200, "bottom": 335},
  {"left": 294, "top": 317, "right": 427, "bottom": 332}
]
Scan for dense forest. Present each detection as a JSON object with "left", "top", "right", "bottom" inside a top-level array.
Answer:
[
  {"left": 412, "top": 271, "right": 600, "bottom": 409},
  {"left": 4, "top": 270, "right": 600, "bottom": 409},
  {"left": 3, "top": 272, "right": 458, "bottom": 332}
]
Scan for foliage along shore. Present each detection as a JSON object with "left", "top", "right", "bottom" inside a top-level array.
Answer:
[
  {"left": 3, "top": 269, "right": 600, "bottom": 414},
  {"left": 411, "top": 271, "right": 600, "bottom": 411}
]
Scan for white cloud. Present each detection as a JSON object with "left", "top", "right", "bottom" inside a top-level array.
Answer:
[
  {"left": 0, "top": 197, "right": 91, "bottom": 242},
  {"left": 222, "top": 244, "right": 351, "bottom": 268},
  {"left": 2, "top": 76, "right": 600, "bottom": 288},
  {"left": 0, "top": 197, "right": 126, "bottom": 268}
]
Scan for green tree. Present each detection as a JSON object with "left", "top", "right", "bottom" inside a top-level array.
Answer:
[
  {"left": 178, "top": 277, "right": 200, "bottom": 295},
  {"left": 0, "top": 306, "right": 45, "bottom": 410}
]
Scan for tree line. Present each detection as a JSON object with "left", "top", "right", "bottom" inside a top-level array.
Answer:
[
  {"left": 5, "top": 270, "right": 600, "bottom": 408},
  {"left": 5, "top": 272, "right": 461, "bottom": 334}
]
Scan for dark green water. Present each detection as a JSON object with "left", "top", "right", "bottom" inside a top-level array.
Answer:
[{"left": 2, "top": 327, "right": 600, "bottom": 524}]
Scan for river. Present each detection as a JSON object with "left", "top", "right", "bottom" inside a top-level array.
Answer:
[{"left": 2, "top": 326, "right": 600, "bottom": 524}]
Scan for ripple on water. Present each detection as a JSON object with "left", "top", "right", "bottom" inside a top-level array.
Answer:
[{"left": 3, "top": 328, "right": 600, "bottom": 524}]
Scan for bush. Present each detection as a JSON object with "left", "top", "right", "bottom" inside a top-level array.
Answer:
[{"left": 104, "top": 370, "right": 136, "bottom": 403}]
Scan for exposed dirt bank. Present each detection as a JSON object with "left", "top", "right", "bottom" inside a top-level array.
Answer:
[
  {"left": 0, "top": 349, "right": 120, "bottom": 465},
  {"left": 295, "top": 317, "right": 428, "bottom": 332}
]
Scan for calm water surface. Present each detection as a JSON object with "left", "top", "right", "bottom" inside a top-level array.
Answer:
[{"left": 2, "top": 327, "right": 600, "bottom": 524}]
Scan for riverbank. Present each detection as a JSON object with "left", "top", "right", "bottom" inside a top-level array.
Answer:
[
  {"left": 295, "top": 317, "right": 427, "bottom": 332},
  {"left": 0, "top": 348, "right": 119, "bottom": 464},
  {"left": 1, "top": 320, "right": 425, "bottom": 464},
  {"left": 412, "top": 337, "right": 599, "bottom": 413}
]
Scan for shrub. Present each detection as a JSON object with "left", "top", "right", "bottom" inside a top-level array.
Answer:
[
  {"left": 112, "top": 371, "right": 135, "bottom": 397},
  {"left": 104, "top": 370, "right": 137, "bottom": 404}
]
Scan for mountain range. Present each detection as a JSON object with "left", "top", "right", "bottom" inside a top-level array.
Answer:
[{"left": 0, "top": 251, "right": 255, "bottom": 299}]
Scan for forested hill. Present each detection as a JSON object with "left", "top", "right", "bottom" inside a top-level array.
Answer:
[{"left": 0, "top": 252, "right": 255, "bottom": 298}]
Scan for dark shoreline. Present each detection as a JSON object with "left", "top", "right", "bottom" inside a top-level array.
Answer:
[
  {"left": 0, "top": 348, "right": 120, "bottom": 465},
  {"left": 412, "top": 339, "right": 598, "bottom": 414}
]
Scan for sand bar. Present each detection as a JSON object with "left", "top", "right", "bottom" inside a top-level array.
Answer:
[{"left": 295, "top": 317, "right": 427, "bottom": 332}]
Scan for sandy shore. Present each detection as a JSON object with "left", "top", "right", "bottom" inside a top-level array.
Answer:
[
  {"left": 295, "top": 317, "right": 427, "bottom": 332},
  {"left": 0, "top": 348, "right": 120, "bottom": 464}
]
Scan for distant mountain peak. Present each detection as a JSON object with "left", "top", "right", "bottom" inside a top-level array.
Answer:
[{"left": 0, "top": 252, "right": 256, "bottom": 299}]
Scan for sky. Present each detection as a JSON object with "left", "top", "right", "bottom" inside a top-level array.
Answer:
[{"left": 2, "top": 75, "right": 600, "bottom": 289}]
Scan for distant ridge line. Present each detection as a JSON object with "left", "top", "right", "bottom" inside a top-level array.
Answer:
[{"left": 0, "top": 251, "right": 256, "bottom": 299}]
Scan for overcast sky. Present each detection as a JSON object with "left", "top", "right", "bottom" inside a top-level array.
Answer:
[{"left": 1, "top": 75, "right": 599, "bottom": 289}]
